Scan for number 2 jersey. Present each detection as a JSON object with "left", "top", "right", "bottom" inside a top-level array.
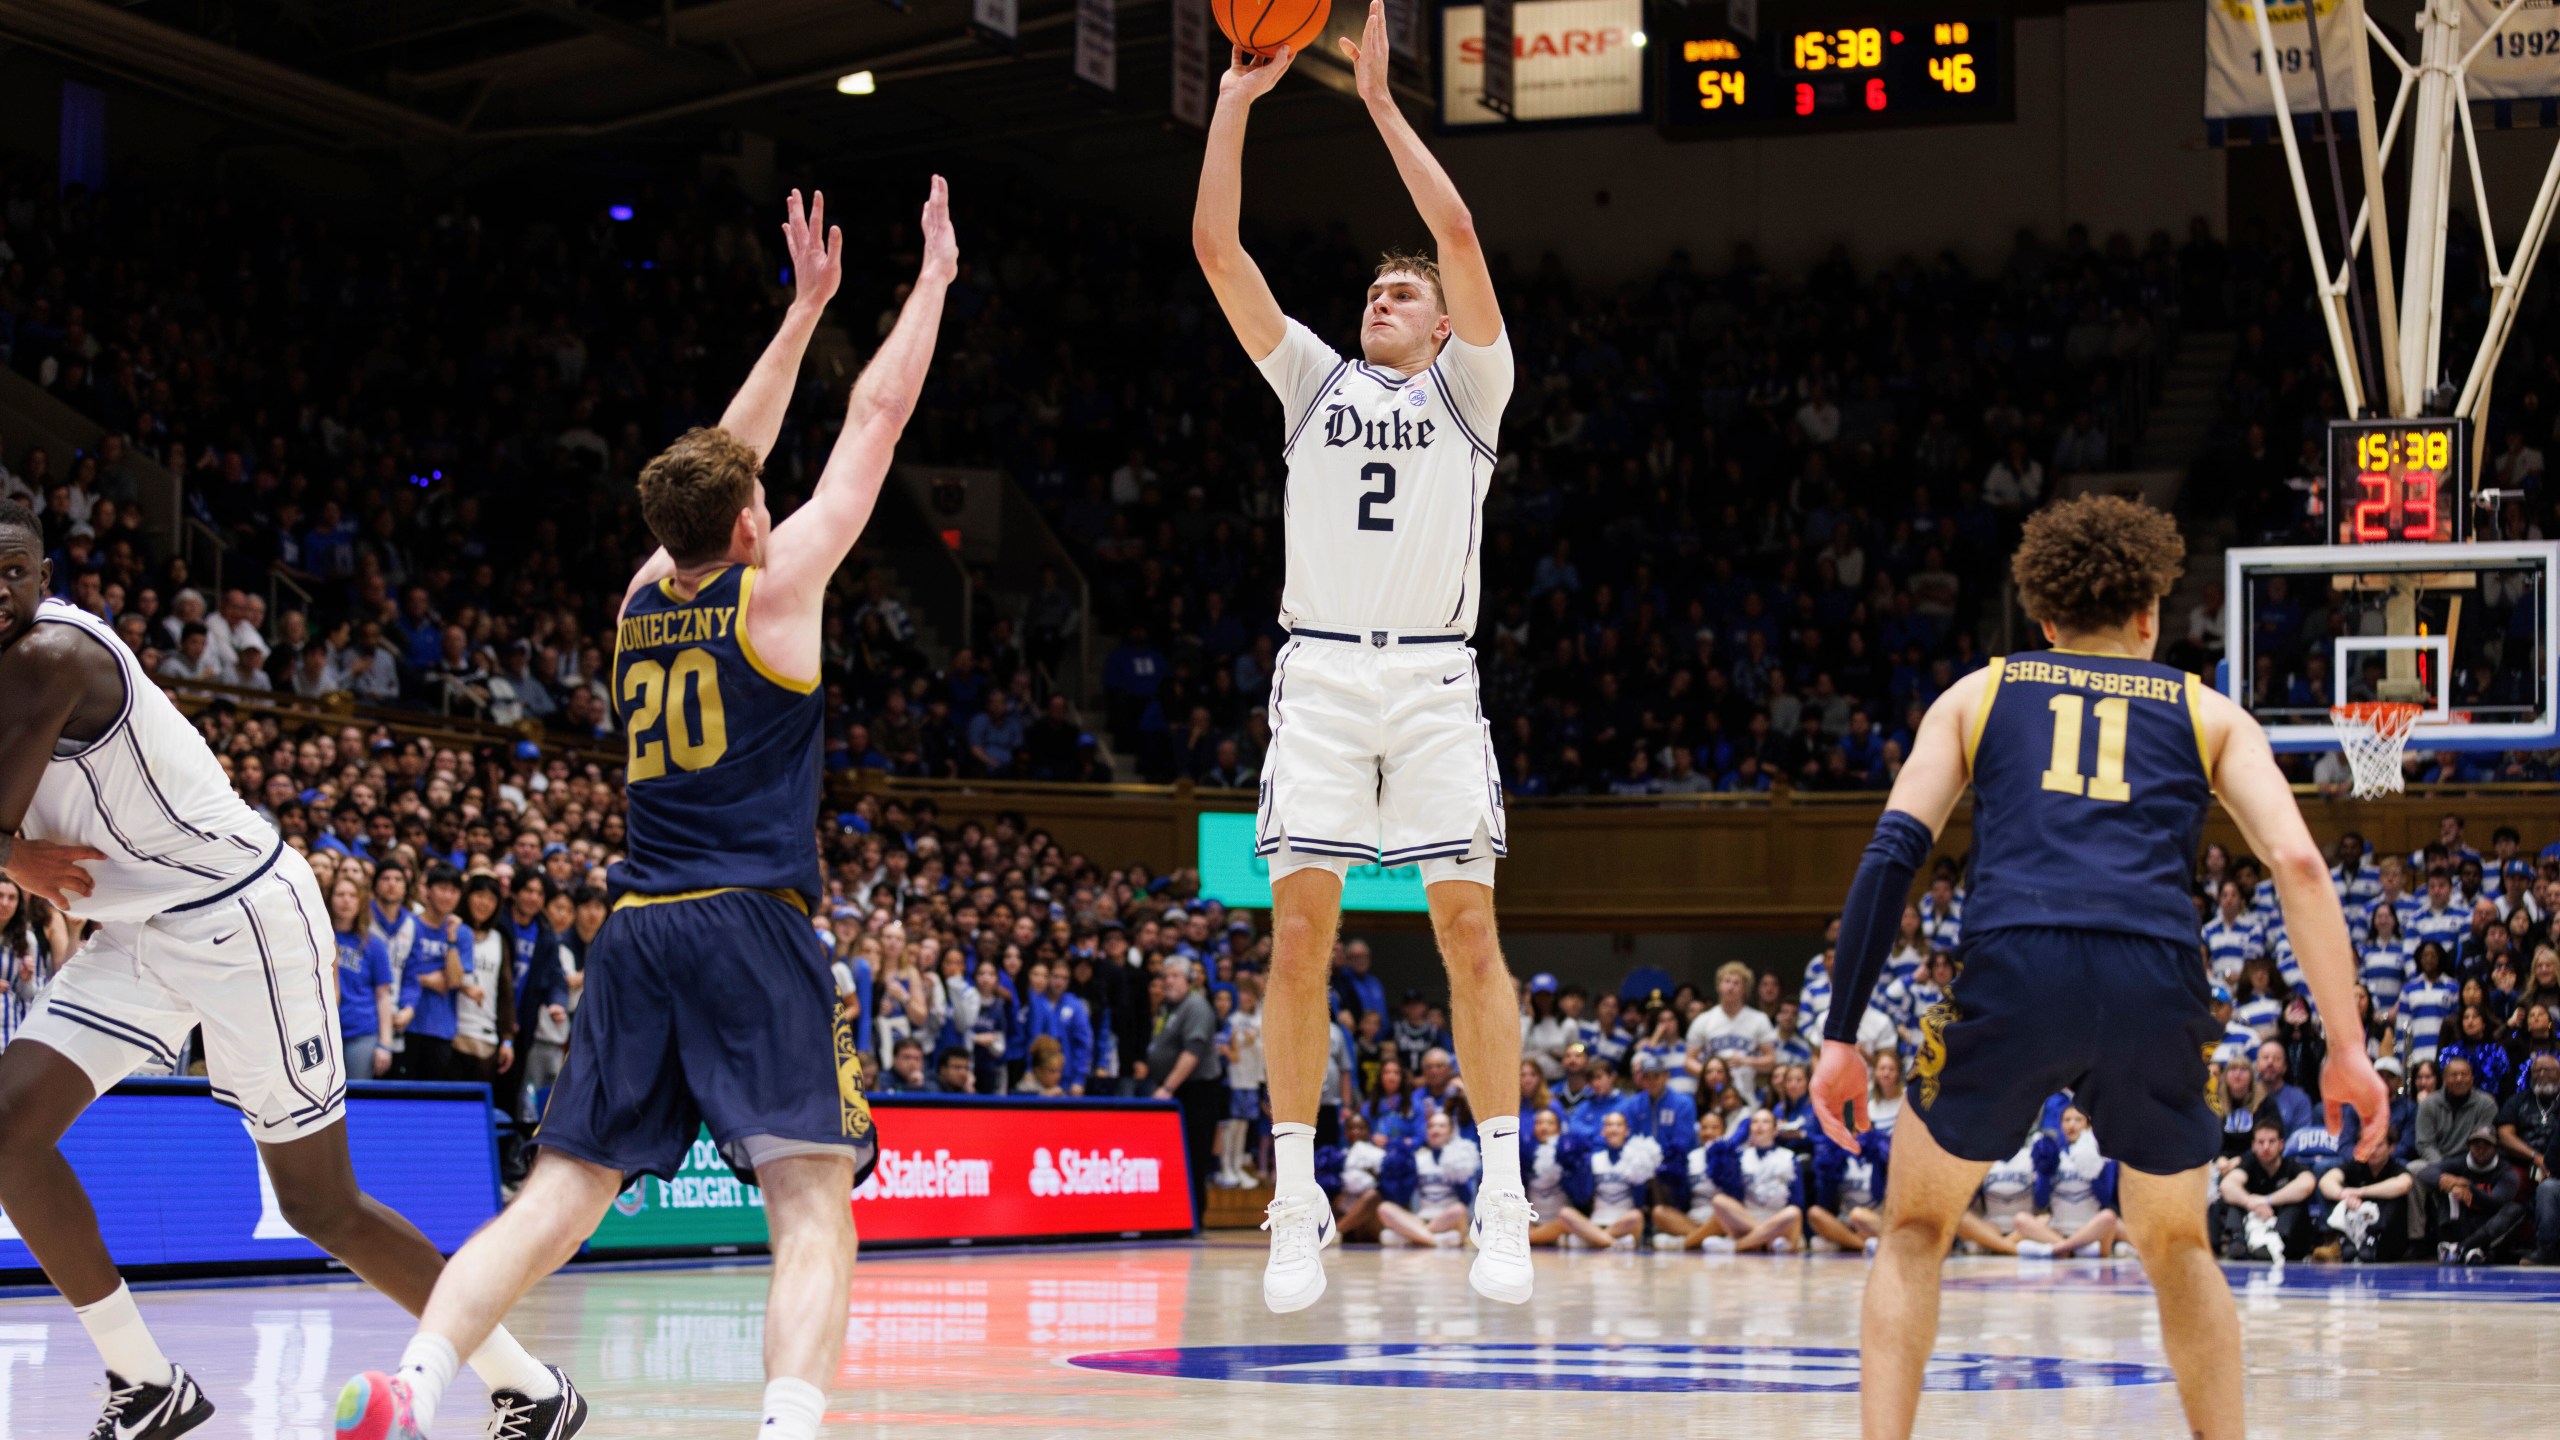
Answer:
[
  {"left": 1961, "top": 650, "right": 2213, "bottom": 947},
  {"left": 611, "top": 565, "right": 822, "bottom": 909},
  {"left": 1253, "top": 318, "right": 1512, "bottom": 633}
]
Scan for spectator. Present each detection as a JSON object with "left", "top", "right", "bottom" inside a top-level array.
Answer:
[
  {"left": 2217, "top": 1118, "right": 2314, "bottom": 1264},
  {"left": 1146, "top": 956, "right": 1228, "bottom": 1223},
  {"left": 2432, "top": 1126, "right": 2530, "bottom": 1263}
]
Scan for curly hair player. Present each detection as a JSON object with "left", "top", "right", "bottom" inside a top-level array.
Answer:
[
  {"left": 333, "top": 180, "right": 957, "bottom": 1440},
  {"left": 1808, "top": 495, "right": 2389, "bottom": 1440},
  {"left": 1193, "top": 1, "right": 1531, "bottom": 1312}
]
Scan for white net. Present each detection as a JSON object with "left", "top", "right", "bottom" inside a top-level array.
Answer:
[{"left": 2330, "top": 703, "right": 2423, "bottom": 799}]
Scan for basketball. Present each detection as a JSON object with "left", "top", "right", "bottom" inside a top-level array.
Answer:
[{"left": 1214, "top": 0, "right": 1329, "bottom": 58}]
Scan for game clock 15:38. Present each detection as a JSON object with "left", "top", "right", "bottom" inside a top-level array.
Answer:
[
  {"left": 1662, "top": 9, "right": 2009, "bottom": 137},
  {"left": 2327, "top": 418, "right": 2470, "bottom": 545}
]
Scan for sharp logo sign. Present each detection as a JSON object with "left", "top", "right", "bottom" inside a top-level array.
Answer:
[{"left": 1441, "top": 0, "right": 1648, "bottom": 127}]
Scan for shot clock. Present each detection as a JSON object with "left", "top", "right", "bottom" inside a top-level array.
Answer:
[
  {"left": 2327, "top": 417, "right": 2471, "bottom": 545},
  {"left": 1661, "top": 8, "right": 2009, "bottom": 137}
]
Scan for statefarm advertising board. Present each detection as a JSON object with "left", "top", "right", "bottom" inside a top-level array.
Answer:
[{"left": 585, "top": 1095, "right": 1196, "bottom": 1254}]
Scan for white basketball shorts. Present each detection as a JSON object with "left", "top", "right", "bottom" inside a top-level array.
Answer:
[
  {"left": 1255, "top": 627, "right": 1507, "bottom": 889},
  {"left": 20, "top": 845, "right": 346, "bottom": 1142}
]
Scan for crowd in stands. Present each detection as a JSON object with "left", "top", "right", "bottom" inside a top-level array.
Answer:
[{"left": 0, "top": 157, "right": 2230, "bottom": 800}]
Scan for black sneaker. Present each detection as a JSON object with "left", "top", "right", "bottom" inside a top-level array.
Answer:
[
  {"left": 89, "top": 1364, "right": 214, "bottom": 1440},
  {"left": 488, "top": 1364, "right": 588, "bottom": 1439}
]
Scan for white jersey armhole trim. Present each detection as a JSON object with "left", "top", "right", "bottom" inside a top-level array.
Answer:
[{"left": 35, "top": 606, "right": 136, "bottom": 763}]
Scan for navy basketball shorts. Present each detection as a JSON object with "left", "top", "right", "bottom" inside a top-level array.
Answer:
[
  {"left": 535, "top": 888, "right": 878, "bottom": 1188},
  {"left": 1907, "top": 925, "right": 2222, "bottom": 1176}
]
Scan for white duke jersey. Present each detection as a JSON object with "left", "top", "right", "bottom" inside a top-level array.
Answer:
[
  {"left": 21, "top": 599, "right": 276, "bottom": 924},
  {"left": 1255, "top": 319, "right": 1512, "bottom": 633}
]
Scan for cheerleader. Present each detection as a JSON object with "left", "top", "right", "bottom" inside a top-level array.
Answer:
[
  {"left": 1377, "top": 1109, "right": 1478, "bottom": 1247},
  {"left": 1951, "top": 1133, "right": 2056, "bottom": 1257},
  {"left": 1706, "top": 1109, "right": 1805, "bottom": 1253},
  {"left": 2010, "top": 1106, "right": 2123, "bottom": 1257},
  {"left": 1318, "top": 1111, "right": 1394, "bottom": 1243},
  {"left": 1806, "top": 1123, "right": 1891, "bottom": 1254},
  {"left": 1521, "top": 1106, "right": 1616, "bottom": 1249},
  {"left": 1649, "top": 1110, "right": 1733, "bottom": 1250},
  {"left": 1866, "top": 1048, "right": 1906, "bottom": 1134},
  {"left": 1584, "top": 1110, "right": 1665, "bottom": 1248}
]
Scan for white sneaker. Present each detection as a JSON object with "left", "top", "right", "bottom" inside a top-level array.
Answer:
[
  {"left": 1610, "top": 1234, "right": 1637, "bottom": 1251},
  {"left": 1863, "top": 1237, "right": 1880, "bottom": 1258},
  {"left": 1380, "top": 1230, "right": 1411, "bottom": 1247},
  {"left": 1468, "top": 1188, "right": 1538, "bottom": 1304},
  {"left": 1700, "top": 1236, "right": 1738, "bottom": 1254},
  {"left": 1768, "top": 1236, "right": 1795, "bottom": 1254},
  {"left": 1432, "top": 1231, "right": 1465, "bottom": 1249},
  {"left": 1261, "top": 1192, "right": 1337, "bottom": 1313},
  {"left": 2015, "top": 1240, "right": 2055, "bottom": 1260},
  {"left": 2110, "top": 1242, "right": 2135, "bottom": 1259},
  {"left": 1651, "top": 1233, "right": 1686, "bottom": 1252}
]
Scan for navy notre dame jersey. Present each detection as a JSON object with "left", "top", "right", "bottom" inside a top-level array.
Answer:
[
  {"left": 610, "top": 565, "right": 823, "bottom": 909},
  {"left": 1960, "top": 649, "right": 2212, "bottom": 948}
]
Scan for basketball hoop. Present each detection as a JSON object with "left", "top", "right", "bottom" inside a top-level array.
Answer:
[{"left": 2330, "top": 702, "right": 2424, "bottom": 799}]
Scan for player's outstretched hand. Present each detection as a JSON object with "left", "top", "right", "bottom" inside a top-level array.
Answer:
[
  {"left": 1339, "top": 0, "right": 1391, "bottom": 104},
  {"left": 1810, "top": 1039, "right": 1871, "bottom": 1155},
  {"left": 2324, "top": 1046, "right": 2392, "bottom": 1164},
  {"left": 1220, "top": 44, "right": 1295, "bottom": 103},
  {"left": 1, "top": 838, "right": 104, "bottom": 911},
  {"left": 918, "top": 175, "right": 958, "bottom": 286},
  {"left": 781, "top": 188, "right": 843, "bottom": 313}
]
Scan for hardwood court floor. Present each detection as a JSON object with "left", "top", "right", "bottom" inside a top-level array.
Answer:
[{"left": 5, "top": 1235, "right": 2557, "bottom": 1437}]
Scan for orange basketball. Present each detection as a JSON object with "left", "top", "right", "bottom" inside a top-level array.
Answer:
[{"left": 1214, "top": 0, "right": 1330, "bottom": 58}]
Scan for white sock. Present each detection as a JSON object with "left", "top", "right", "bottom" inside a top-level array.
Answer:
[
  {"left": 760, "top": 1376, "right": 826, "bottom": 1440},
  {"left": 1476, "top": 1115, "right": 1522, "bottom": 1193},
  {"left": 1273, "top": 1123, "right": 1318, "bottom": 1198},
  {"left": 74, "top": 1283, "right": 173, "bottom": 1387},
  {"left": 469, "top": 1325, "right": 556, "bottom": 1400},
  {"left": 395, "top": 1333, "right": 460, "bottom": 1432},
  {"left": 2016, "top": 1240, "right": 2055, "bottom": 1259}
]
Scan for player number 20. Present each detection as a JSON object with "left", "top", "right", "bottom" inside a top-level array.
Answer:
[
  {"left": 2040, "top": 694, "right": 2132, "bottom": 803},
  {"left": 1357, "top": 461, "right": 1397, "bottom": 532},
  {"left": 624, "top": 647, "right": 731, "bottom": 781}
]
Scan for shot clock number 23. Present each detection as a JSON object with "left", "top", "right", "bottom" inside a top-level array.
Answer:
[{"left": 2327, "top": 418, "right": 2469, "bottom": 545}]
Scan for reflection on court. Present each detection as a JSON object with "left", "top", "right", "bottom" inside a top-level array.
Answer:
[{"left": 5, "top": 1240, "right": 2559, "bottom": 1437}]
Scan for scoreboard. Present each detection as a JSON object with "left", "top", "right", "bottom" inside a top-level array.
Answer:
[
  {"left": 1661, "top": 7, "right": 2011, "bottom": 137},
  {"left": 2327, "top": 418, "right": 2472, "bottom": 545}
]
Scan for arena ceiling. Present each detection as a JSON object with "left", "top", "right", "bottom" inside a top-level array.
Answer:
[{"left": 0, "top": 0, "right": 1290, "bottom": 174}]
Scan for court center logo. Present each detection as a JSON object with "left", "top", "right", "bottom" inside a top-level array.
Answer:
[{"left": 1070, "top": 1343, "right": 2173, "bottom": 1393}]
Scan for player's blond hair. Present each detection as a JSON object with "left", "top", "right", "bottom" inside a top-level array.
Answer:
[
  {"left": 1374, "top": 251, "right": 1445, "bottom": 313},
  {"left": 637, "top": 426, "right": 759, "bottom": 565},
  {"left": 2011, "top": 494, "right": 2185, "bottom": 634}
]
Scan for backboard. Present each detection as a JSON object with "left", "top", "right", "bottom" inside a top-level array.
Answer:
[{"left": 2220, "top": 540, "right": 2560, "bottom": 754}]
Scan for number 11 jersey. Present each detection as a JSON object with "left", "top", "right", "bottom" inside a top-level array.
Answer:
[
  {"left": 611, "top": 564, "right": 824, "bottom": 909},
  {"left": 1254, "top": 318, "right": 1512, "bottom": 634},
  {"left": 1960, "top": 649, "right": 2214, "bottom": 948}
]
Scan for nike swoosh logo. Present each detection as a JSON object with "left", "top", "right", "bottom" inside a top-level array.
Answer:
[
  {"left": 1442, "top": 673, "right": 1465, "bottom": 685},
  {"left": 213, "top": 930, "right": 242, "bottom": 946}
]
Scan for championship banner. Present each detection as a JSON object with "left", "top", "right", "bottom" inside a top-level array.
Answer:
[
  {"left": 2465, "top": 0, "right": 2560, "bottom": 101},
  {"left": 974, "top": 0, "right": 1020, "bottom": 50},
  {"left": 1077, "top": 0, "right": 1119, "bottom": 92},
  {"left": 584, "top": 1096, "right": 1195, "bottom": 1255},
  {"left": 0, "top": 1080, "right": 499, "bottom": 1280},
  {"left": 1172, "top": 0, "right": 1213, "bottom": 129},
  {"left": 2204, "top": 0, "right": 2362, "bottom": 120},
  {"left": 1440, "top": 0, "right": 1646, "bottom": 128}
]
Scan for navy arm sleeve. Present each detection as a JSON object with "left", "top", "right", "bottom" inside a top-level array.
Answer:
[{"left": 1822, "top": 809, "right": 1937, "bottom": 1046}]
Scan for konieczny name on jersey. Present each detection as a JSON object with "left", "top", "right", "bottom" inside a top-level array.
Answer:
[{"left": 615, "top": 603, "right": 738, "bottom": 653}]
